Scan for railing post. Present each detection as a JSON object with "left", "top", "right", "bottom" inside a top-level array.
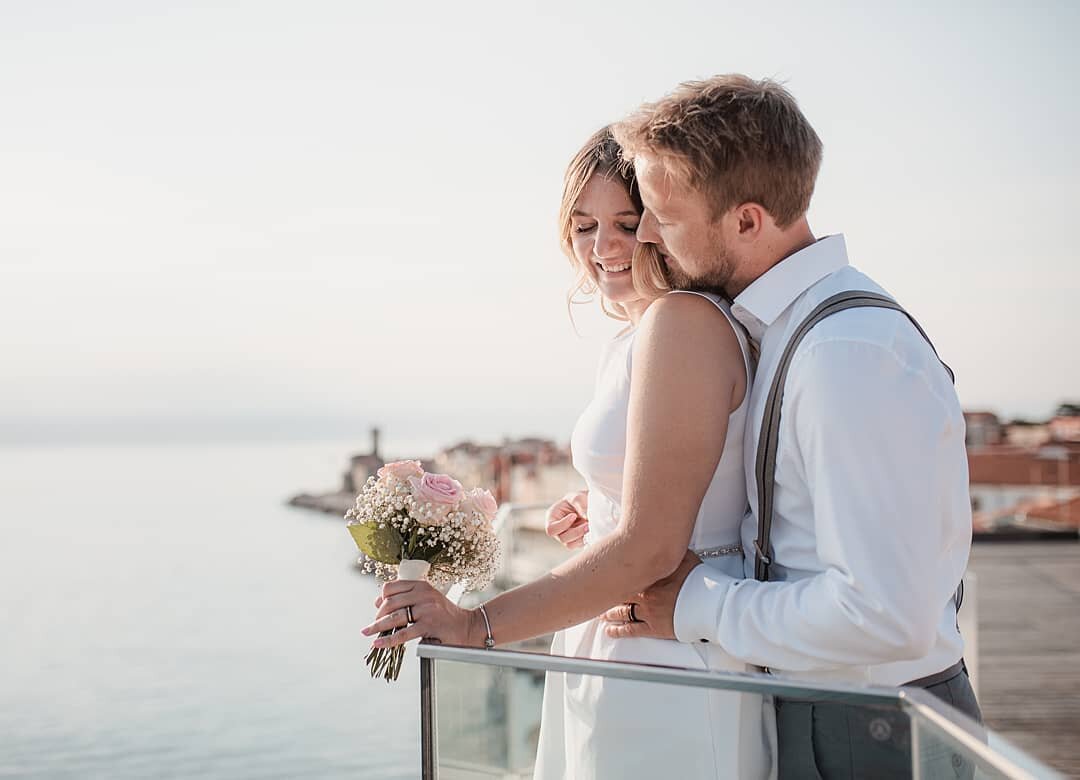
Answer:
[
  {"left": 420, "top": 654, "right": 437, "bottom": 779},
  {"left": 910, "top": 714, "right": 923, "bottom": 780}
]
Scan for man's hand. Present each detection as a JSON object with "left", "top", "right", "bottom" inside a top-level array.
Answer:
[{"left": 602, "top": 549, "right": 702, "bottom": 640}]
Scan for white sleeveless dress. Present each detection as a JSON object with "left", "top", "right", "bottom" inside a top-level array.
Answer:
[{"left": 533, "top": 291, "right": 773, "bottom": 780}]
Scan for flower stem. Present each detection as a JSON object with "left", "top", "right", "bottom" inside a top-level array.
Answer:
[{"left": 365, "top": 628, "right": 407, "bottom": 682}]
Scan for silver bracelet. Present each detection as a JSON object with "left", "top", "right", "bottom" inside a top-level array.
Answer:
[{"left": 477, "top": 604, "right": 495, "bottom": 649}]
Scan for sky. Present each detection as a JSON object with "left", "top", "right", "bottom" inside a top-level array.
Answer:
[{"left": 1, "top": 1, "right": 1077, "bottom": 455}]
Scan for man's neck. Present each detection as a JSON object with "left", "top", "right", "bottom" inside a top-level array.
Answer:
[{"left": 727, "top": 219, "right": 816, "bottom": 298}]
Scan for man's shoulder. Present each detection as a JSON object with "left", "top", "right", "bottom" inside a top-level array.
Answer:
[
  {"left": 781, "top": 268, "right": 960, "bottom": 417},
  {"left": 791, "top": 267, "right": 929, "bottom": 358}
]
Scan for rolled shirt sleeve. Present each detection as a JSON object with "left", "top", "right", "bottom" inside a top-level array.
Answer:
[{"left": 674, "top": 336, "right": 970, "bottom": 671}]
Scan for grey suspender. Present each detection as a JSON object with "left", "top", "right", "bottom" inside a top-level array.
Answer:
[{"left": 752, "top": 291, "right": 956, "bottom": 584}]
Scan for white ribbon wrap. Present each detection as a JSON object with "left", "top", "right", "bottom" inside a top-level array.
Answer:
[{"left": 396, "top": 558, "right": 431, "bottom": 582}]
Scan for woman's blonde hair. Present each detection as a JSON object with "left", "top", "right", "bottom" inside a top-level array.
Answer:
[{"left": 559, "top": 126, "right": 668, "bottom": 322}]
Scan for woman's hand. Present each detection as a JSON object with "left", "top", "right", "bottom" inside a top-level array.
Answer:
[
  {"left": 362, "top": 579, "right": 485, "bottom": 649},
  {"left": 545, "top": 490, "right": 589, "bottom": 549}
]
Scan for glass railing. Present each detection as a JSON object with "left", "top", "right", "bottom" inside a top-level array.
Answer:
[
  {"left": 417, "top": 644, "right": 1061, "bottom": 779},
  {"left": 417, "top": 503, "right": 1061, "bottom": 779}
]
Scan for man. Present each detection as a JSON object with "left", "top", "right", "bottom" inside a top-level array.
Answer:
[{"left": 605, "top": 75, "right": 981, "bottom": 778}]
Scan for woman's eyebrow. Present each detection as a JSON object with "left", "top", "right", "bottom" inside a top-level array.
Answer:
[{"left": 571, "top": 209, "right": 639, "bottom": 218}]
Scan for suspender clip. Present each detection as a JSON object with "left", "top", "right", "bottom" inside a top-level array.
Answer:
[{"left": 753, "top": 541, "right": 771, "bottom": 566}]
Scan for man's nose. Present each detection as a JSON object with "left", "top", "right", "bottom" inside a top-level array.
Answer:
[{"left": 637, "top": 211, "right": 659, "bottom": 245}]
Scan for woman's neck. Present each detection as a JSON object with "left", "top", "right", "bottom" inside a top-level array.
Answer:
[{"left": 624, "top": 298, "right": 651, "bottom": 326}]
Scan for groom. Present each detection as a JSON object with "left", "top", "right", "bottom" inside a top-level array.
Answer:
[{"left": 602, "top": 75, "right": 981, "bottom": 778}]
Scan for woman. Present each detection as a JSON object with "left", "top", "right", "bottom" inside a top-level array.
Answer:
[{"left": 362, "top": 127, "right": 771, "bottom": 778}]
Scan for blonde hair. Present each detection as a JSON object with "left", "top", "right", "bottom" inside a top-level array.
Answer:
[
  {"left": 613, "top": 74, "right": 823, "bottom": 228},
  {"left": 559, "top": 126, "right": 668, "bottom": 322}
]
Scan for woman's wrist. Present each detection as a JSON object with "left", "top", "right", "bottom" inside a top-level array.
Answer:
[
  {"left": 469, "top": 605, "right": 495, "bottom": 648},
  {"left": 466, "top": 607, "right": 484, "bottom": 648}
]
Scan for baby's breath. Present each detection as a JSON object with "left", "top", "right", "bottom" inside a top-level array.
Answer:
[{"left": 345, "top": 473, "right": 500, "bottom": 592}]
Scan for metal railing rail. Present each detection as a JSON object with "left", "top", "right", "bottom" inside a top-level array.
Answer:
[{"left": 420, "top": 643, "right": 901, "bottom": 704}]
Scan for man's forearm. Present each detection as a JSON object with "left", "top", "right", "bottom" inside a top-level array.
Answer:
[{"left": 675, "top": 565, "right": 944, "bottom": 670}]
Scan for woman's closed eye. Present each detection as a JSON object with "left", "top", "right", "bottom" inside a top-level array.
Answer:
[{"left": 574, "top": 221, "right": 638, "bottom": 235}]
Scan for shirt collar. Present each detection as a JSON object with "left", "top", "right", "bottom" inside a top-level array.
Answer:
[{"left": 731, "top": 234, "right": 849, "bottom": 341}]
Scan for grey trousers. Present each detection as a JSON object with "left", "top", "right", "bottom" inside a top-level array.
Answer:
[{"left": 776, "top": 666, "right": 982, "bottom": 780}]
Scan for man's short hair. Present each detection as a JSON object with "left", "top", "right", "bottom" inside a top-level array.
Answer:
[{"left": 613, "top": 74, "right": 823, "bottom": 227}]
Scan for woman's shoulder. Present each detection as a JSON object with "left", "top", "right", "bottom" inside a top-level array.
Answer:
[
  {"left": 663, "top": 288, "right": 732, "bottom": 311},
  {"left": 637, "top": 291, "right": 739, "bottom": 342},
  {"left": 633, "top": 291, "right": 748, "bottom": 387}
]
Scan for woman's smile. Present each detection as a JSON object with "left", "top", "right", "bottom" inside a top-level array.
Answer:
[{"left": 595, "top": 259, "right": 632, "bottom": 276}]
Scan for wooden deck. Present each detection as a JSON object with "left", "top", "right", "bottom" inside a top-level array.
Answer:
[{"left": 967, "top": 540, "right": 1080, "bottom": 777}]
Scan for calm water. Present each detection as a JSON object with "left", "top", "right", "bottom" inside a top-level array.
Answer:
[{"left": 0, "top": 441, "right": 423, "bottom": 779}]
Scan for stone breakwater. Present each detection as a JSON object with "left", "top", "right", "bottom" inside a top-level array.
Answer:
[{"left": 286, "top": 490, "right": 354, "bottom": 516}]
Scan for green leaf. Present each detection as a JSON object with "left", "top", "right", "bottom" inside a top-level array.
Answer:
[{"left": 347, "top": 522, "right": 404, "bottom": 564}]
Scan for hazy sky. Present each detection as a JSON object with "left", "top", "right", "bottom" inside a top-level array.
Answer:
[{"left": 2, "top": 1, "right": 1077, "bottom": 454}]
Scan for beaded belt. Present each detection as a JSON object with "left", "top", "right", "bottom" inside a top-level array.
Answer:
[{"left": 692, "top": 543, "right": 744, "bottom": 559}]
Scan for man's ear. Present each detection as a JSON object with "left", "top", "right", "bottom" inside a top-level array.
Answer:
[{"left": 733, "top": 203, "right": 767, "bottom": 239}]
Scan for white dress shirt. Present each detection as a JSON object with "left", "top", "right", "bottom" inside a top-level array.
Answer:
[{"left": 673, "top": 234, "right": 971, "bottom": 686}]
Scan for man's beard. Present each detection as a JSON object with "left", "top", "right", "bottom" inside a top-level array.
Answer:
[{"left": 663, "top": 243, "right": 737, "bottom": 298}]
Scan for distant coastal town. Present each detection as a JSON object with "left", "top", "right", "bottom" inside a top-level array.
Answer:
[
  {"left": 287, "top": 428, "right": 583, "bottom": 518},
  {"left": 965, "top": 402, "right": 1080, "bottom": 536},
  {"left": 287, "top": 401, "right": 1080, "bottom": 538}
]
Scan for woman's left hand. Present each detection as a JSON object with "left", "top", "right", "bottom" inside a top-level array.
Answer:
[{"left": 362, "top": 580, "right": 484, "bottom": 649}]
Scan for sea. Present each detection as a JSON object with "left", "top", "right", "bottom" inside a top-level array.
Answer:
[{"left": 0, "top": 440, "right": 430, "bottom": 779}]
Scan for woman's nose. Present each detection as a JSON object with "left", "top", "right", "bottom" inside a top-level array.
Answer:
[{"left": 594, "top": 226, "right": 629, "bottom": 259}]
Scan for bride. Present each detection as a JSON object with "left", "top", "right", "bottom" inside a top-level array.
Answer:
[{"left": 362, "top": 127, "right": 771, "bottom": 779}]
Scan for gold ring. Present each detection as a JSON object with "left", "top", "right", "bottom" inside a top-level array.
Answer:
[
  {"left": 406, "top": 605, "right": 415, "bottom": 625},
  {"left": 628, "top": 603, "right": 641, "bottom": 623}
]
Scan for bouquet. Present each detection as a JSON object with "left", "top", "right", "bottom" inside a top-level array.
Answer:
[{"left": 346, "top": 459, "right": 501, "bottom": 682}]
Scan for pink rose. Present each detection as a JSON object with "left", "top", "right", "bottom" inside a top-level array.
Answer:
[
  {"left": 408, "top": 472, "right": 464, "bottom": 506},
  {"left": 378, "top": 460, "right": 424, "bottom": 482},
  {"left": 462, "top": 488, "right": 498, "bottom": 521}
]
